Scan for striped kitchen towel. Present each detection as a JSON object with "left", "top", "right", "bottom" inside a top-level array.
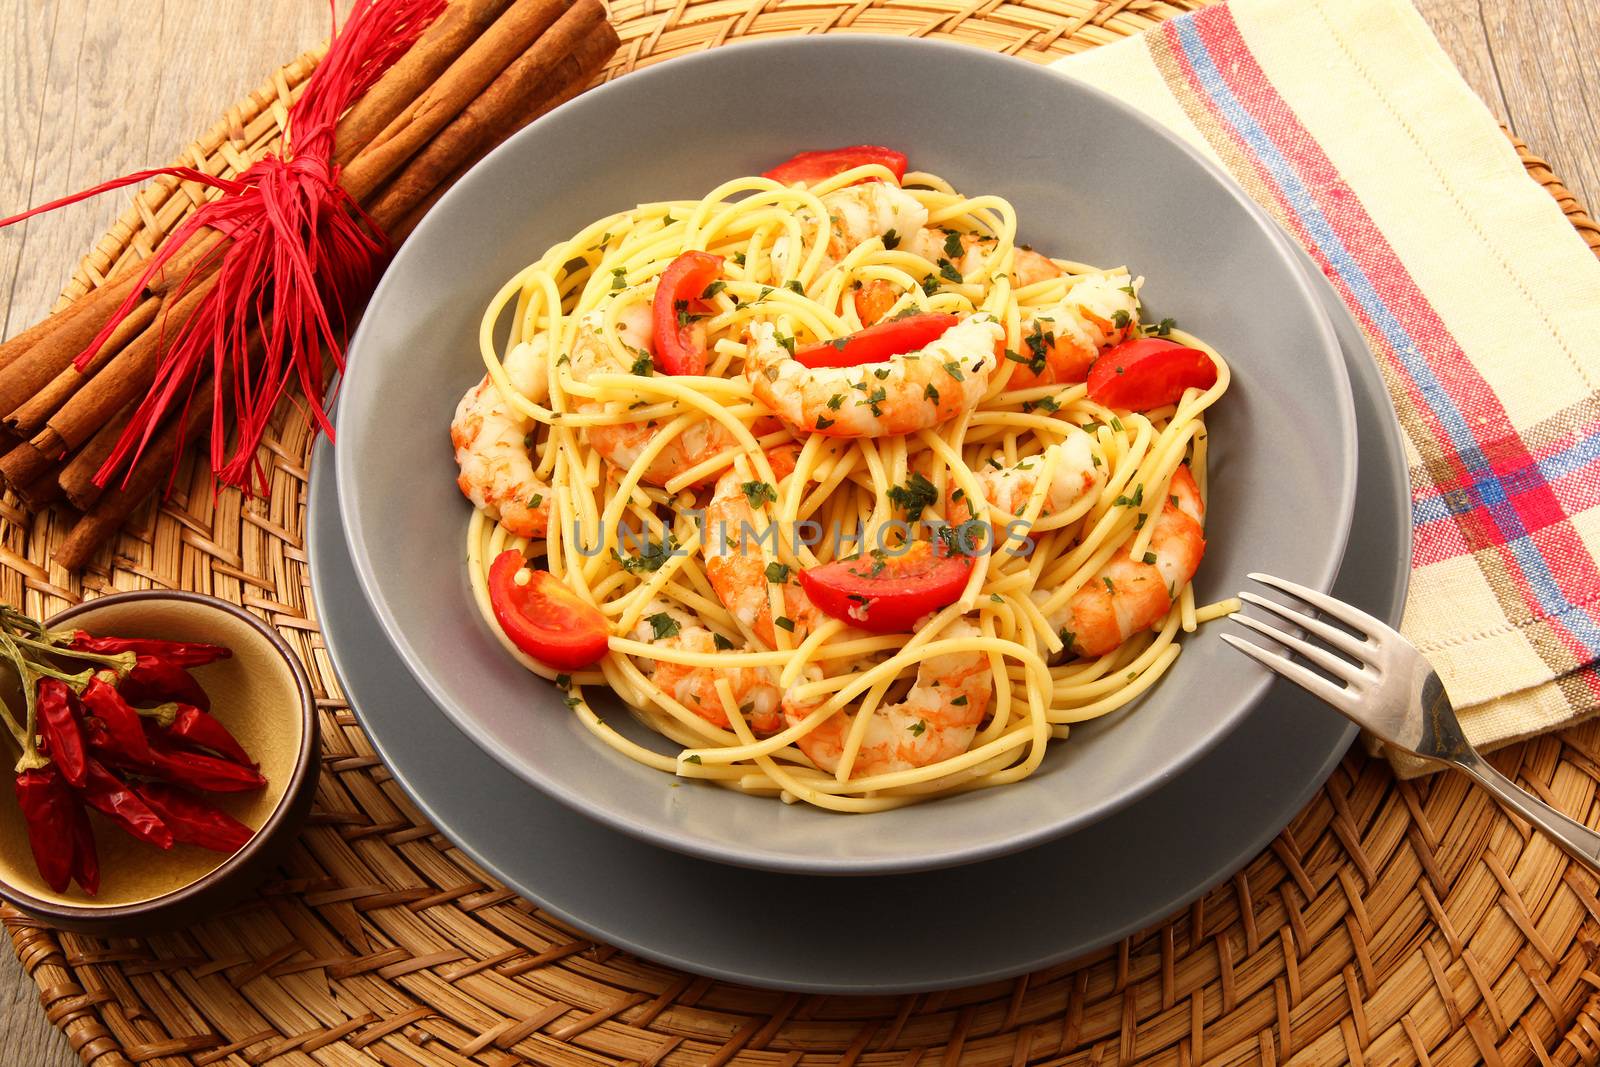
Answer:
[{"left": 1056, "top": 0, "right": 1600, "bottom": 774}]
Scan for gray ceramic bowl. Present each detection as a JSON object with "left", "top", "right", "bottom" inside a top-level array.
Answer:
[{"left": 337, "top": 37, "right": 1355, "bottom": 875}]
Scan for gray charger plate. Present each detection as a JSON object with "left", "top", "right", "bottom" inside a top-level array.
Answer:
[
  {"left": 335, "top": 37, "right": 1357, "bottom": 876},
  {"left": 307, "top": 247, "right": 1408, "bottom": 994}
]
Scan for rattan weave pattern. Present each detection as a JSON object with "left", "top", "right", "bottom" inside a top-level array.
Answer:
[{"left": 7, "top": 2, "right": 1600, "bottom": 1064}]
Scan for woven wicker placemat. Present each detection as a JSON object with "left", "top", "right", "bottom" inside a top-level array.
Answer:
[{"left": 7, "top": 2, "right": 1600, "bottom": 1064}]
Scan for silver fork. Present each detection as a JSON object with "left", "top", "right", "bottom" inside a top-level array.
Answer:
[{"left": 1222, "top": 572, "right": 1600, "bottom": 873}]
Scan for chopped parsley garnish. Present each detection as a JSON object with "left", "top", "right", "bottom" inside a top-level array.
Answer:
[
  {"left": 857, "top": 385, "right": 888, "bottom": 416},
  {"left": 775, "top": 616, "right": 795, "bottom": 632},
  {"left": 924, "top": 383, "right": 941, "bottom": 403},
  {"left": 1103, "top": 577, "right": 1115, "bottom": 594},
  {"left": 685, "top": 754, "right": 702, "bottom": 764},
  {"left": 700, "top": 280, "right": 726, "bottom": 300},
  {"left": 920, "top": 274, "right": 941, "bottom": 296},
  {"left": 615, "top": 533, "right": 677, "bottom": 574},
  {"left": 785, "top": 280, "right": 805, "bottom": 294},
  {"left": 776, "top": 333, "right": 796, "bottom": 356},
  {"left": 937, "top": 259, "right": 964, "bottom": 284},
  {"left": 1058, "top": 628, "right": 1076, "bottom": 652},
  {"left": 943, "top": 360, "right": 965, "bottom": 381},
  {"left": 1112, "top": 484, "right": 1144, "bottom": 508},
  {"left": 713, "top": 633, "right": 735, "bottom": 651},
  {"left": 742, "top": 481, "right": 777, "bottom": 507},
  {"left": 951, "top": 695, "right": 968, "bottom": 706},
  {"left": 610, "top": 268, "right": 627, "bottom": 291},
  {"left": 765, "top": 562, "right": 791, "bottom": 584},
  {"left": 887, "top": 472, "right": 939, "bottom": 521},
  {"left": 826, "top": 393, "right": 845, "bottom": 410},
  {"left": 815, "top": 416, "right": 835, "bottom": 430},
  {"left": 943, "top": 230, "right": 965, "bottom": 258},
  {"left": 732, "top": 252, "right": 747, "bottom": 266},
  {"left": 648, "top": 613, "right": 680, "bottom": 640},
  {"left": 1149, "top": 317, "right": 1176, "bottom": 336},
  {"left": 1142, "top": 552, "right": 1158, "bottom": 565},
  {"left": 882, "top": 229, "right": 900, "bottom": 250},
  {"left": 909, "top": 719, "right": 927, "bottom": 736},
  {"left": 629, "top": 351, "right": 653, "bottom": 376},
  {"left": 1112, "top": 309, "right": 1131, "bottom": 329},
  {"left": 527, "top": 493, "right": 543, "bottom": 509}
]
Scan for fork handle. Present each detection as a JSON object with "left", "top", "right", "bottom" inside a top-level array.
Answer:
[{"left": 1455, "top": 753, "right": 1600, "bottom": 873}]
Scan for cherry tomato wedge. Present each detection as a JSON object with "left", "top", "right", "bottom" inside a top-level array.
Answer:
[
  {"left": 798, "top": 541, "right": 973, "bottom": 634},
  {"left": 651, "top": 251, "right": 723, "bottom": 375},
  {"left": 762, "top": 145, "right": 909, "bottom": 187},
  {"left": 1086, "top": 338, "right": 1217, "bottom": 411},
  {"left": 487, "top": 550, "right": 610, "bottom": 670},
  {"left": 794, "top": 313, "right": 961, "bottom": 369}
]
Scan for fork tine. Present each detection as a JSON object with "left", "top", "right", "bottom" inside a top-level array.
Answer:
[
  {"left": 1238, "top": 592, "right": 1371, "bottom": 659},
  {"left": 1246, "top": 572, "right": 1399, "bottom": 640},
  {"left": 1221, "top": 634, "right": 1354, "bottom": 711},
  {"left": 1229, "top": 611, "right": 1369, "bottom": 686}
]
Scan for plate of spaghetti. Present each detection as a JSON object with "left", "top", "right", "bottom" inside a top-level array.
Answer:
[{"left": 337, "top": 37, "right": 1356, "bottom": 874}]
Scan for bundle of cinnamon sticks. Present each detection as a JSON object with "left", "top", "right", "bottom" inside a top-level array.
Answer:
[{"left": 0, "top": 0, "right": 618, "bottom": 570}]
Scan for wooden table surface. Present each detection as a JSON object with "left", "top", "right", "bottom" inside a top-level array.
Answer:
[{"left": 1, "top": 0, "right": 1596, "bottom": 1063}]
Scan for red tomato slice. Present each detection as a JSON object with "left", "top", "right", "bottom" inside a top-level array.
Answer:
[
  {"left": 798, "top": 541, "right": 973, "bottom": 634},
  {"left": 487, "top": 550, "right": 610, "bottom": 670},
  {"left": 762, "top": 146, "right": 909, "bottom": 187},
  {"left": 1086, "top": 338, "right": 1218, "bottom": 411},
  {"left": 651, "top": 251, "right": 723, "bottom": 375},
  {"left": 794, "top": 313, "right": 961, "bottom": 369}
]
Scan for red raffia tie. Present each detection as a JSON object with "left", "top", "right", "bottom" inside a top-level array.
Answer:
[{"left": 0, "top": 0, "right": 444, "bottom": 494}]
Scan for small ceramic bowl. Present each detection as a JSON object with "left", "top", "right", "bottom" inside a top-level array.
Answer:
[{"left": 0, "top": 591, "right": 318, "bottom": 933}]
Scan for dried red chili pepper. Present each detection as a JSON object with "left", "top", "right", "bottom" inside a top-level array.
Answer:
[
  {"left": 133, "top": 782, "right": 253, "bottom": 853},
  {"left": 143, "top": 732, "right": 266, "bottom": 793},
  {"left": 79, "top": 675, "right": 153, "bottom": 761},
  {"left": 117, "top": 655, "right": 210, "bottom": 711},
  {"left": 66, "top": 791, "right": 98, "bottom": 896},
  {"left": 80, "top": 760, "right": 173, "bottom": 849},
  {"left": 70, "top": 632, "right": 231, "bottom": 668},
  {"left": 35, "top": 679, "right": 88, "bottom": 787},
  {"left": 165, "top": 704, "right": 254, "bottom": 767},
  {"left": 14, "top": 766, "right": 74, "bottom": 892}
]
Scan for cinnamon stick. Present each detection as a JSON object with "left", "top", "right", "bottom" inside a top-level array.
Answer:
[
  {"left": 334, "top": 0, "right": 518, "bottom": 165},
  {"left": 5, "top": 295, "right": 161, "bottom": 436},
  {"left": 388, "top": 23, "right": 615, "bottom": 240},
  {"left": 53, "top": 388, "right": 216, "bottom": 571},
  {"left": 59, "top": 400, "right": 137, "bottom": 511},
  {"left": 0, "top": 440, "right": 55, "bottom": 492},
  {"left": 33, "top": 273, "right": 218, "bottom": 462},
  {"left": 369, "top": 1, "right": 612, "bottom": 233},
  {"left": 0, "top": 233, "right": 222, "bottom": 423},
  {"left": 340, "top": 0, "right": 578, "bottom": 202}
]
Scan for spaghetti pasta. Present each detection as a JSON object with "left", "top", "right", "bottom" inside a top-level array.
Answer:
[{"left": 450, "top": 153, "right": 1232, "bottom": 812}]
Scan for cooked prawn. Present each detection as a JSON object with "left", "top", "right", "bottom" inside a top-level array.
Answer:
[
  {"left": 631, "top": 602, "right": 782, "bottom": 733},
  {"left": 1009, "top": 271, "right": 1141, "bottom": 388},
  {"left": 1043, "top": 464, "right": 1206, "bottom": 658},
  {"left": 848, "top": 236, "right": 1083, "bottom": 326},
  {"left": 452, "top": 335, "right": 552, "bottom": 539},
  {"left": 952, "top": 430, "right": 1103, "bottom": 524},
  {"left": 702, "top": 446, "right": 820, "bottom": 647},
  {"left": 746, "top": 314, "right": 1002, "bottom": 437},
  {"left": 570, "top": 303, "right": 745, "bottom": 486},
  {"left": 773, "top": 182, "right": 930, "bottom": 277},
  {"left": 785, "top": 621, "right": 992, "bottom": 777}
]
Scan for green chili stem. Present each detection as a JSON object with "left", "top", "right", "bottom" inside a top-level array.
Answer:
[
  {"left": 3, "top": 631, "right": 134, "bottom": 672},
  {"left": 134, "top": 701, "right": 179, "bottom": 729},
  {"left": 0, "top": 631, "right": 37, "bottom": 758}
]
